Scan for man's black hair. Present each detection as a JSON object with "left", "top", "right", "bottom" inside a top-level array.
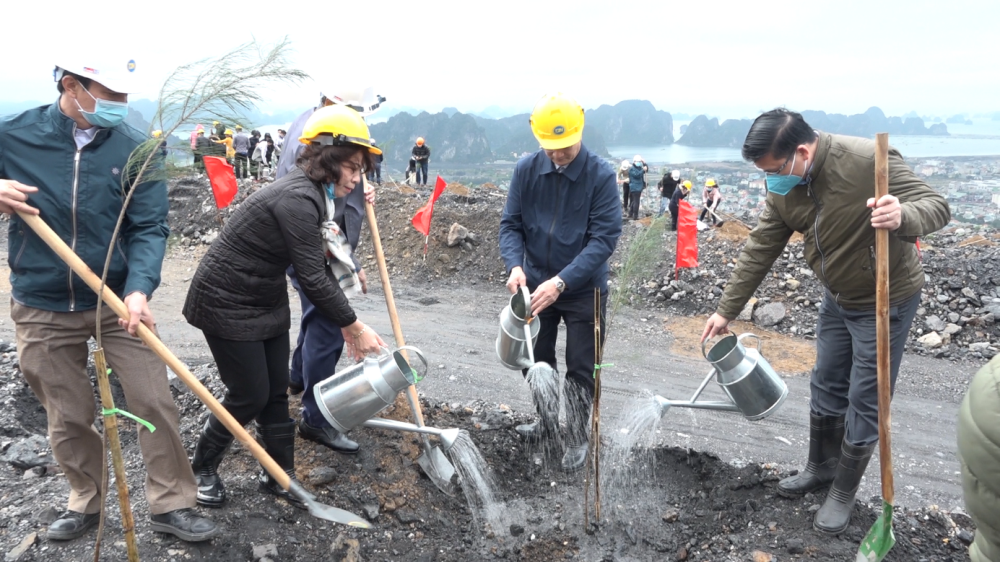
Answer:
[
  {"left": 741, "top": 108, "right": 817, "bottom": 162},
  {"left": 55, "top": 69, "right": 92, "bottom": 94}
]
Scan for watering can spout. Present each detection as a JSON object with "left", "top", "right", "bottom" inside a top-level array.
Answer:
[
  {"left": 439, "top": 428, "right": 461, "bottom": 452},
  {"left": 653, "top": 395, "right": 672, "bottom": 417}
]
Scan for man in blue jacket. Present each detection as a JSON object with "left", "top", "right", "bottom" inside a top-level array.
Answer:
[
  {"left": 0, "top": 55, "right": 217, "bottom": 542},
  {"left": 499, "top": 93, "right": 622, "bottom": 471}
]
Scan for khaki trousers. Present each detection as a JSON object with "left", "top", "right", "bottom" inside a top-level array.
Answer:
[{"left": 12, "top": 301, "right": 196, "bottom": 515}]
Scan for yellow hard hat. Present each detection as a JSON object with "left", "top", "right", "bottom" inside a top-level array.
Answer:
[
  {"left": 151, "top": 130, "right": 162, "bottom": 138},
  {"left": 682, "top": 180, "right": 693, "bottom": 189},
  {"left": 224, "top": 129, "right": 234, "bottom": 135},
  {"left": 529, "top": 93, "right": 584, "bottom": 150},
  {"left": 213, "top": 121, "right": 220, "bottom": 125},
  {"left": 705, "top": 178, "right": 717, "bottom": 187},
  {"left": 299, "top": 104, "right": 382, "bottom": 155}
]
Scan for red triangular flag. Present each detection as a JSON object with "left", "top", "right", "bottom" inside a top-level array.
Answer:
[
  {"left": 203, "top": 156, "right": 238, "bottom": 209},
  {"left": 410, "top": 176, "right": 448, "bottom": 236},
  {"left": 675, "top": 199, "right": 699, "bottom": 276}
]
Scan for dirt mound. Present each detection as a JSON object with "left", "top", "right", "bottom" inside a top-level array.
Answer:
[{"left": 0, "top": 355, "right": 976, "bottom": 560}]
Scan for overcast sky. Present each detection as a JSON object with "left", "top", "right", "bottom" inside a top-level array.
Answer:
[{"left": 6, "top": 0, "right": 997, "bottom": 119}]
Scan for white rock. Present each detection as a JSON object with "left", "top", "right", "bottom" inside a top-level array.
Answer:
[{"left": 917, "top": 332, "right": 943, "bottom": 349}]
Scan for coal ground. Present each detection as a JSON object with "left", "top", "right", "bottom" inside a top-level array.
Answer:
[{"left": 0, "top": 174, "right": 983, "bottom": 561}]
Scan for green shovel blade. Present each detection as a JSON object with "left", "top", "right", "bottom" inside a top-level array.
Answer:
[{"left": 856, "top": 501, "right": 895, "bottom": 562}]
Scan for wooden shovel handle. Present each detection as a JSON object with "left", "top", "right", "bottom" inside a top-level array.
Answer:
[
  {"left": 363, "top": 192, "right": 427, "bottom": 427},
  {"left": 15, "top": 211, "right": 292, "bottom": 491},
  {"left": 874, "top": 133, "right": 894, "bottom": 504}
]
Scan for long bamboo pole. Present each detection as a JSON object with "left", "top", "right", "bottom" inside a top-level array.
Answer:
[{"left": 92, "top": 349, "right": 140, "bottom": 562}]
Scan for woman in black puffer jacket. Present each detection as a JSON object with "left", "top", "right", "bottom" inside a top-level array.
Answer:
[{"left": 182, "top": 105, "right": 385, "bottom": 509}]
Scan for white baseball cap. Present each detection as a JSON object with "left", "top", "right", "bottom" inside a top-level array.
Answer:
[{"left": 54, "top": 55, "right": 140, "bottom": 94}]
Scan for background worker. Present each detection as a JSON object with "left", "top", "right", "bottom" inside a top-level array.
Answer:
[
  {"left": 669, "top": 180, "right": 691, "bottom": 231},
  {"left": 411, "top": 137, "right": 430, "bottom": 186},
  {"left": 617, "top": 159, "right": 630, "bottom": 211},
  {"left": 367, "top": 138, "right": 383, "bottom": 185},
  {"left": 499, "top": 92, "right": 622, "bottom": 472},
  {"left": 658, "top": 169, "right": 680, "bottom": 217},
  {"left": 213, "top": 129, "right": 235, "bottom": 164},
  {"left": 233, "top": 125, "right": 250, "bottom": 179},
  {"left": 699, "top": 178, "right": 722, "bottom": 226},
  {"left": 183, "top": 105, "right": 387, "bottom": 509},
  {"left": 275, "top": 83, "right": 383, "bottom": 455},
  {"left": 701, "top": 108, "right": 950, "bottom": 534},
  {"left": 626, "top": 155, "right": 646, "bottom": 220},
  {"left": 194, "top": 129, "right": 212, "bottom": 171},
  {"left": 213, "top": 120, "right": 225, "bottom": 138},
  {"left": 0, "top": 54, "right": 217, "bottom": 542}
]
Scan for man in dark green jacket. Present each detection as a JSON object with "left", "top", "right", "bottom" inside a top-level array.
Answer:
[
  {"left": 701, "top": 109, "right": 950, "bottom": 534},
  {"left": 958, "top": 357, "right": 1000, "bottom": 562},
  {"left": 0, "top": 56, "right": 217, "bottom": 542}
]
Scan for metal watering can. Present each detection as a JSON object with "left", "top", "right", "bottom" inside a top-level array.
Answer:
[
  {"left": 496, "top": 286, "right": 542, "bottom": 370},
  {"left": 654, "top": 333, "right": 788, "bottom": 421},
  {"left": 314, "top": 346, "right": 428, "bottom": 433}
]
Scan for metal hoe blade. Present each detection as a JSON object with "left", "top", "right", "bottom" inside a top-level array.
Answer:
[
  {"left": 362, "top": 418, "right": 458, "bottom": 496},
  {"left": 287, "top": 481, "right": 371, "bottom": 528}
]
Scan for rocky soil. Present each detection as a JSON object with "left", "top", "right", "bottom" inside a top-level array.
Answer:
[
  {"left": 0, "top": 356, "right": 978, "bottom": 561},
  {"left": 0, "top": 173, "right": 983, "bottom": 560}
]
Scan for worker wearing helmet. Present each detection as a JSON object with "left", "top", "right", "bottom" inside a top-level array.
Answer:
[
  {"left": 699, "top": 178, "right": 722, "bottom": 226},
  {"left": 274, "top": 83, "right": 384, "bottom": 456},
  {"left": 232, "top": 125, "right": 250, "bottom": 180},
  {"left": 213, "top": 129, "right": 235, "bottom": 163},
  {"left": 411, "top": 137, "right": 431, "bottom": 186},
  {"left": 657, "top": 170, "right": 681, "bottom": 217},
  {"left": 669, "top": 180, "right": 692, "bottom": 231},
  {"left": 499, "top": 93, "right": 623, "bottom": 472},
  {"left": 617, "top": 160, "right": 630, "bottom": 210},
  {"left": 213, "top": 120, "right": 225, "bottom": 138},
  {"left": 0, "top": 55, "right": 218, "bottom": 541},
  {"left": 184, "top": 104, "right": 387, "bottom": 510}
]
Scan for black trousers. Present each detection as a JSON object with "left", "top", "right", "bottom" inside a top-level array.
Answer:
[
  {"left": 204, "top": 332, "right": 290, "bottom": 435},
  {"left": 699, "top": 207, "right": 717, "bottom": 225},
  {"left": 522, "top": 291, "right": 607, "bottom": 396},
  {"left": 234, "top": 153, "right": 249, "bottom": 179},
  {"left": 622, "top": 183, "right": 629, "bottom": 207},
  {"left": 416, "top": 160, "right": 429, "bottom": 185},
  {"left": 669, "top": 205, "right": 679, "bottom": 230},
  {"left": 627, "top": 190, "right": 642, "bottom": 219}
]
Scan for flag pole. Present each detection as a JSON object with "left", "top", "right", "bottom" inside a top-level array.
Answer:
[{"left": 423, "top": 235, "right": 429, "bottom": 261}]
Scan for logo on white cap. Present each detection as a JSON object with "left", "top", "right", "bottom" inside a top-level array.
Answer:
[{"left": 127, "top": 60, "right": 136, "bottom": 73}]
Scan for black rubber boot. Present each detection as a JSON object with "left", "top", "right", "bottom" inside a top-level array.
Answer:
[
  {"left": 298, "top": 420, "right": 359, "bottom": 454},
  {"left": 777, "top": 414, "right": 845, "bottom": 498},
  {"left": 814, "top": 441, "right": 876, "bottom": 534},
  {"left": 561, "top": 381, "right": 593, "bottom": 473},
  {"left": 256, "top": 419, "right": 308, "bottom": 510},
  {"left": 190, "top": 419, "right": 234, "bottom": 507}
]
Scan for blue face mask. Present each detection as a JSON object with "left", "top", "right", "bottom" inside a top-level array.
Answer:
[
  {"left": 76, "top": 88, "right": 129, "bottom": 128},
  {"left": 764, "top": 154, "right": 808, "bottom": 196}
]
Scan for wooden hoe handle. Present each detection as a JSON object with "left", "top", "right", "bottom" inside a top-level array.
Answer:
[{"left": 16, "top": 211, "right": 292, "bottom": 491}]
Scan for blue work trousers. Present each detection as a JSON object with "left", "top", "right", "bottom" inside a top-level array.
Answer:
[{"left": 288, "top": 269, "right": 345, "bottom": 428}]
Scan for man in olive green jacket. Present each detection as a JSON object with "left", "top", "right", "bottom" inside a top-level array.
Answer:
[
  {"left": 958, "top": 357, "right": 1000, "bottom": 562},
  {"left": 701, "top": 109, "right": 950, "bottom": 535}
]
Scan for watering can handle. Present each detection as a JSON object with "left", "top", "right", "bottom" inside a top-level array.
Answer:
[
  {"left": 396, "top": 345, "right": 429, "bottom": 381},
  {"left": 737, "top": 333, "right": 762, "bottom": 352},
  {"left": 519, "top": 285, "right": 531, "bottom": 319}
]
